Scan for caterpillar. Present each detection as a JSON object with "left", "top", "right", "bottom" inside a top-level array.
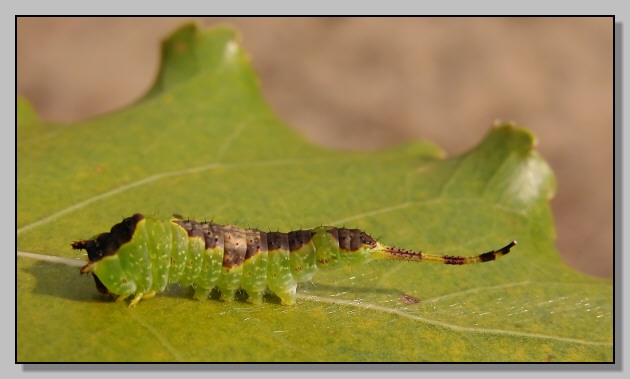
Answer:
[{"left": 72, "top": 213, "right": 517, "bottom": 306}]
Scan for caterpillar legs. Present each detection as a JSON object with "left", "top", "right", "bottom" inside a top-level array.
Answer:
[
  {"left": 246, "top": 291, "right": 264, "bottom": 304},
  {"left": 126, "top": 291, "right": 157, "bottom": 307},
  {"left": 275, "top": 286, "right": 297, "bottom": 305},
  {"left": 193, "top": 287, "right": 212, "bottom": 301},
  {"left": 191, "top": 287, "right": 294, "bottom": 305}
]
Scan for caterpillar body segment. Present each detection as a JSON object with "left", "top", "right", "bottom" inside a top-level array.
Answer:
[{"left": 72, "top": 213, "right": 517, "bottom": 306}]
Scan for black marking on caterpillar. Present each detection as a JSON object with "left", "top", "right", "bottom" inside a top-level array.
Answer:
[{"left": 72, "top": 213, "right": 517, "bottom": 306}]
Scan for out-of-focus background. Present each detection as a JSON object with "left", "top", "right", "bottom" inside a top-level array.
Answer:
[{"left": 17, "top": 17, "right": 613, "bottom": 278}]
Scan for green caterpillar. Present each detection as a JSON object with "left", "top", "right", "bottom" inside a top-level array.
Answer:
[{"left": 72, "top": 213, "right": 517, "bottom": 306}]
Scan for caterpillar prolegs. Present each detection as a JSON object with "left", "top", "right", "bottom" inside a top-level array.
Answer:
[{"left": 72, "top": 213, "right": 517, "bottom": 306}]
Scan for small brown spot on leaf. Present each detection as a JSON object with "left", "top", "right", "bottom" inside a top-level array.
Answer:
[
  {"left": 174, "top": 42, "right": 188, "bottom": 54},
  {"left": 399, "top": 293, "right": 420, "bottom": 305},
  {"left": 546, "top": 355, "right": 554, "bottom": 362}
]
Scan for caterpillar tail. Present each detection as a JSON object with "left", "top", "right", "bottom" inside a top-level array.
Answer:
[{"left": 371, "top": 241, "right": 517, "bottom": 265}]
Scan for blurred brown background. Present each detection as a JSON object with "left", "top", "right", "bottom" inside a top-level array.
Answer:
[{"left": 16, "top": 17, "right": 613, "bottom": 278}]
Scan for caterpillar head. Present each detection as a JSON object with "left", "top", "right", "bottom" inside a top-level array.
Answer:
[{"left": 72, "top": 213, "right": 144, "bottom": 295}]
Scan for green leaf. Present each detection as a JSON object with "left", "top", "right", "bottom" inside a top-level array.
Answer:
[{"left": 17, "top": 22, "right": 612, "bottom": 362}]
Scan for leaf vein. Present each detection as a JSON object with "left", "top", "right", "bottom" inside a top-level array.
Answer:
[{"left": 296, "top": 294, "right": 611, "bottom": 347}]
